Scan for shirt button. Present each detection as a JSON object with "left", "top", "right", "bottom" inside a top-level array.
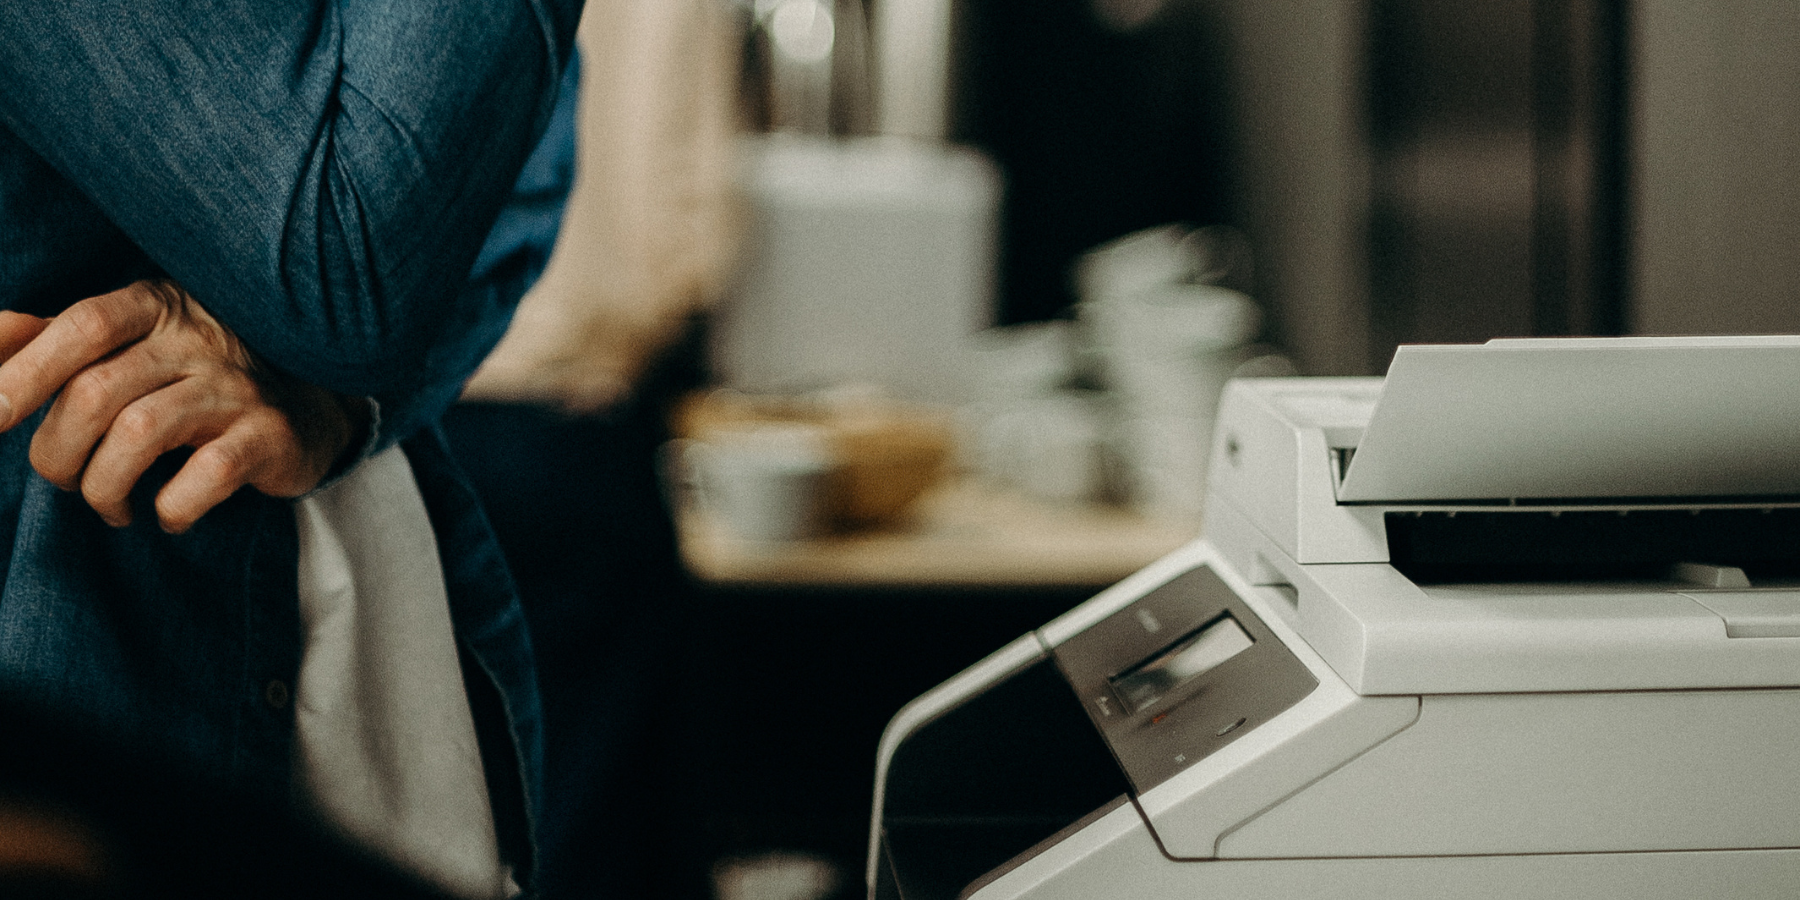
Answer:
[{"left": 264, "top": 679, "right": 291, "bottom": 710}]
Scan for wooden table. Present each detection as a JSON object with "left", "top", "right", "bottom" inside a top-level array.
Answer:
[{"left": 676, "top": 476, "right": 1196, "bottom": 589}]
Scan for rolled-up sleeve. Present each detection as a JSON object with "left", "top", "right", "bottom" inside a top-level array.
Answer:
[{"left": 0, "top": 0, "right": 582, "bottom": 398}]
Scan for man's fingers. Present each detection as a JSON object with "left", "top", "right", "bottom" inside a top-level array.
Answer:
[
  {"left": 155, "top": 417, "right": 293, "bottom": 534},
  {"left": 0, "top": 312, "right": 51, "bottom": 363},
  {"left": 32, "top": 345, "right": 185, "bottom": 491},
  {"left": 0, "top": 313, "right": 51, "bottom": 427},
  {"left": 77, "top": 379, "right": 244, "bottom": 528},
  {"left": 0, "top": 285, "right": 162, "bottom": 431},
  {"left": 5, "top": 278, "right": 350, "bottom": 532}
]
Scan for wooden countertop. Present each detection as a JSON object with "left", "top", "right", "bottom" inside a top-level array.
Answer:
[{"left": 676, "top": 477, "right": 1196, "bottom": 589}]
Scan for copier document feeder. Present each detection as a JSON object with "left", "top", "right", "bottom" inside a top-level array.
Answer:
[{"left": 868, "top": 336, "right": 1800, "bottom": 899}]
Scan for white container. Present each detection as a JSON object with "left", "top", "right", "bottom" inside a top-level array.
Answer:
[
  {"left": 679, "top": 424, "right": 837, "bottom": 543},
  {"left": 710, "top": 135, "right": 1001, "bottom": 405}
]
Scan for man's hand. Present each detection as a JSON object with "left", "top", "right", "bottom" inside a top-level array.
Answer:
[{"left": 0, "top": 280, "right": 360, "bottom": 533}]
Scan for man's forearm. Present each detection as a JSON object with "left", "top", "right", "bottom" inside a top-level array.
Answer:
[{"left": 0, "top": 0, "right": 584, "bottom": 397}]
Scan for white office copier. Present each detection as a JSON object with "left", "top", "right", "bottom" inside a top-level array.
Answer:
[{"left": 868, "top": 336, "right": 1800, "bottom": 899}]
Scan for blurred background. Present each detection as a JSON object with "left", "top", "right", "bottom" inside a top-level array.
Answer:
[
  {"left": 6, "top": 2, "right": 1795, "bottom": 899},
  {"left": 449, "top": 1, "right": 1800, "bottom": 899}
]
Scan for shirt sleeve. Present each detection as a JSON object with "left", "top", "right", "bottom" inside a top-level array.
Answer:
[{"left": 0, "top": 0, "right": 583, "bottom": 402}]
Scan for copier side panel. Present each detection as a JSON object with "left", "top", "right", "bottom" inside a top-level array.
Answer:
[
  {"left": 1207, "top": 378, "right": 1388, "bottom": 567},
  {"left": 1216, "top": 689, "right": 1800, "bottom": 859},
  {"left": 970, "top": 843, "right": 1800, "bottom": 900},
  {"left": 1206, "top": 380, "right": 1306, "bottom": 561},
  {"left": 1209, "top": 376, "right": 1389, "bottom": 565}
]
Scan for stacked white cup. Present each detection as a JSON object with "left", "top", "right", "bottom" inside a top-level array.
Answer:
[{"left": 1077, "top": 226, "right": 1262, "bottom": 525}]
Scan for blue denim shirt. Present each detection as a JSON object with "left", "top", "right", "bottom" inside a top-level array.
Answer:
[{"left": 0, "top": 1, "right": 584, "bottom": 888}]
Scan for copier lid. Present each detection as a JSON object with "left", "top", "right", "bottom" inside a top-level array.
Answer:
[{"left": 1335, "top": 336, "right": 1800, "bottom": 503}]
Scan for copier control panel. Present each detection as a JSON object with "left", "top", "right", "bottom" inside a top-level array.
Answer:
[{"left": 1051, "top": 566, "right": 1318, "bottom": 793}]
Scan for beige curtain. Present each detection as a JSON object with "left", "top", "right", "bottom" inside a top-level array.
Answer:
[{"left": 462, "top": 0, "right": 740, "bottom": 412}]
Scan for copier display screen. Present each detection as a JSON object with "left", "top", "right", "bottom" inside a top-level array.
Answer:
[{"left": 1109, "top": 614, "right": 1253, "bottom": 714}]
